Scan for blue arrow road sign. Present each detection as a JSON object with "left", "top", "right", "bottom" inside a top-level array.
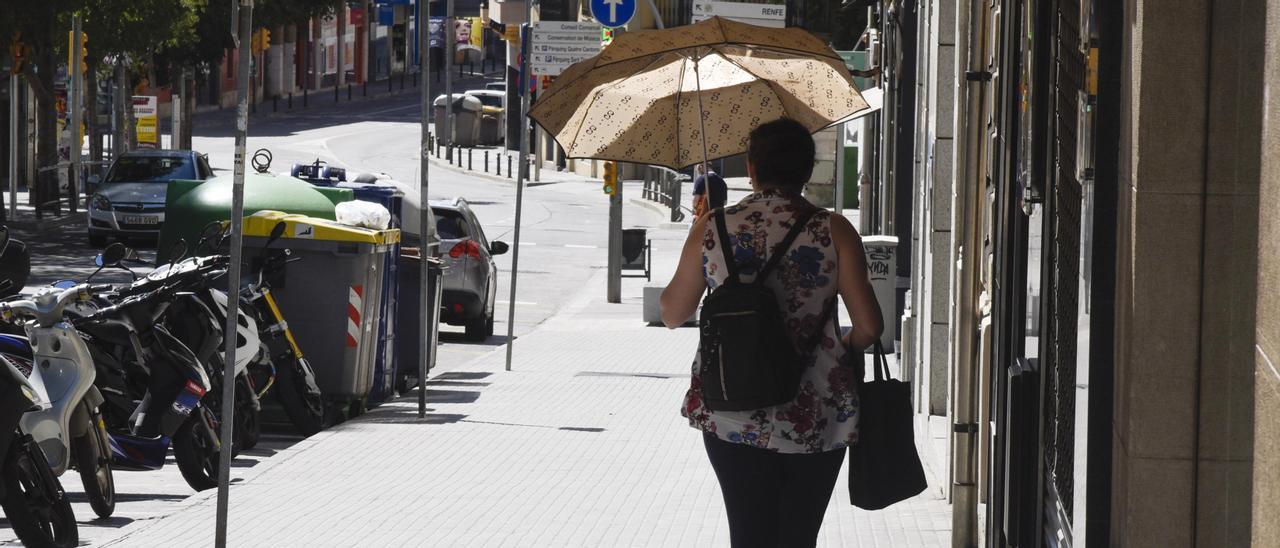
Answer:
[{"left": 590, "top": 0, "right": 636, "bottom": 28}]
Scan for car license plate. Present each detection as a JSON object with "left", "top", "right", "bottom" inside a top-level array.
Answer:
[{"left": 122, "top": 215, "right": 159, "bottom": 225}]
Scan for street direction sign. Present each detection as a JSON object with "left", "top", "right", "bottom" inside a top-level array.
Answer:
[
  {"left": 531, "top": 21, "right": 603, "bottom": 76},
  {"left": 589, "top": 0, "right": 636, "bottom": 28},
  {"left": 691, "top": 1, "right": 786, "bottom": 27}
]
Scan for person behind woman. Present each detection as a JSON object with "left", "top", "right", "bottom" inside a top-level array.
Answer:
[{"left": 660, "top": 118, "right": 883, "bottom": 547}]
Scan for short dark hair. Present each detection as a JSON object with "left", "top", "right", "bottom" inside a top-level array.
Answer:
[{"left": 747, "top": 118, "right": 815, "bottom": 190}]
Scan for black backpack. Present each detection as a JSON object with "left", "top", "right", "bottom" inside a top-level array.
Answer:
[{"left": 697, "top": 207, "right": 827, "bottom": 411}]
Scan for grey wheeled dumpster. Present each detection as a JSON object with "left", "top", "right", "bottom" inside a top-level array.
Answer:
[{"left": 239, "top": 211, "right": 400, "bottom": 418}]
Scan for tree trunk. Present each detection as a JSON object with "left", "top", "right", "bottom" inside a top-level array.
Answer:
[
  {"left": 113, "top": 60, "right": 126, "bottom": 157},
  {"left": 24, "top": 47, "right": 59, "bottom": 215},
  {"left": 87, "top": 62, "right": 103, "bottom": 175},
  {"left": 182, "top": 71, "right": 193, "bottom": 149}
]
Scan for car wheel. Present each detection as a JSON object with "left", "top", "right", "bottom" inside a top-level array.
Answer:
[
  {"left": 88, "top": 234, "right": 108, "bottom": 247},
  {"left": 465, "top": 313, "right": 492, "bottom": 341}
]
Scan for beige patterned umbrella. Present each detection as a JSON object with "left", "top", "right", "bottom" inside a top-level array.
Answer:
[{"left": 528, "top": 16, "right": 870, "bottom": 170}]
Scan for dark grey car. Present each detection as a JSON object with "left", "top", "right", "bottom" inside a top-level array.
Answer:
[
  {"left": 86, "top": 150, "right": 214, "bottom": 246},
  {"left": 432, "top": 198, "right": 509, "bottom": 340}
]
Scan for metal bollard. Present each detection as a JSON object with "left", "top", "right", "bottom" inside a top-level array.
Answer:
[
  {"left": 484, "top": 151, "right": 489, "bottom": 173},
  {"left": 497, "top": 155, "right": 502, "bottom": 176},
  {"left": 348, "top": 84, "right": 352, "bottom": 100},
  {"left": 507, "top": 156, "right": 512, "bottom": 178},
  {"left": 303, "top": 88, "right": 308, "bottom": 107},
  {"left": 428, "top": 135, "right": 434, "bottom": 155},
  {"left": 334, "top": 85, "right": 339, "bottom": 102},
  {"left": 288, "top": 92, "right": 293, "bottom": 109},
  {"left": 468, "top": 150, "right": 473, "bottom": 171}
]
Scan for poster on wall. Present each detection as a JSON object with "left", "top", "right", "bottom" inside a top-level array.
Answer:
[
  {"left": 429, "top": 17, "right": 445, "bottom": 49},
  {"left": 132, "top": 96, "right": 159, "bottom": 149}
]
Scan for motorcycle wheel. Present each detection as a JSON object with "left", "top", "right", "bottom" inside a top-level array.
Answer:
[
  {"left": 0, "top": 437, "right": 79, "bottom": 548},
  {"left": 71, "top": 411, "right": 115, "bottom": 518},
  {"left": 172, "top": 411, "right": 219, "bottom": 492},
  {"left": 235, "top": 379, "right": 260, "bottom": 452},
  {"left": 276, "top": 358, "right": 326, "bottom": 436}
]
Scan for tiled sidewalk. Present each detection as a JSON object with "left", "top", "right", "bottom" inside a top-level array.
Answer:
[{"left": 97, "top": 226, "right": 951, "bottom": 548}]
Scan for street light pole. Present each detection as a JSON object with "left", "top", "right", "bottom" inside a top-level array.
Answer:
[
  {"left": 418, "top": 0, "right": 433, "bottom": 418},
  {"left": 443, "top": 0, "right": 454, "bottom": 157},
  {"left": 504, "top": 1, "right": 533, "bottom": 372},
  {"left": 69, "top": 14, "right": 82, "bottom": 213},
  {"left": 215, "top": 0, "right": 254, "bottom": 545}
]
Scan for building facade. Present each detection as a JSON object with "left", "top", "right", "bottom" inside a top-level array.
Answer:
[{"left": 885, "top": 0, "right": 1276, "bottom": 545}]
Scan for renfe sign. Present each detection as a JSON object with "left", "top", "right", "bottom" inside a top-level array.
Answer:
[{"left": 691, "top": 1, "right": 786, "bottom": 28}]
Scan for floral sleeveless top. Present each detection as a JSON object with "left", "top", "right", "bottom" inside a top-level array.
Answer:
[{"left": 681, "top": 189, "right": 858, "bottom": 454}]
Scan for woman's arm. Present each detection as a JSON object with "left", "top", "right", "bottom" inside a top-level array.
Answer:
[
  {"left": 660, "top": 213, "right": 713, "bottom": 328},
  {"left": 830, "top": 213, "right": 883, "bottom": 350}
]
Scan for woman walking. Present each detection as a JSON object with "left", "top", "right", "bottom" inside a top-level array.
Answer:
[{"left": 660, "top": 118, "right": 883, "bottom": 547}]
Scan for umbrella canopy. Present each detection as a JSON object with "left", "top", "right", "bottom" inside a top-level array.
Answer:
[{"left": 529, "top": 16, "right": 870, "bottom": 170}]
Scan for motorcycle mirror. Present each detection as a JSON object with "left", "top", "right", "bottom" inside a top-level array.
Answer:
[
  {"left": 170, "top": 239, "right": 189, "bottom": 263},
  {"left": 100, "top": 243, "right": 128, "bottom": 268},
  {"left": 198, "top": 221, "right": 224, "bottom": 249},
  {"left": 265, "top": 221, "right": 287, "bottom": 248}
]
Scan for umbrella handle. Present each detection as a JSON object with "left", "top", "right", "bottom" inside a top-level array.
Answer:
[{"left": 694, "top": 57, "right": 711, "bottom": 177}]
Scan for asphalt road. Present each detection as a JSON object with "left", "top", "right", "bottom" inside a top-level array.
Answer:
[{"left": 3, "top": 76, "right": 661, "bottom": 546}]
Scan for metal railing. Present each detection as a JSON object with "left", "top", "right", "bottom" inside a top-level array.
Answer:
[{"left": 641, "top": 166, "right": 689, "bottom": 223}]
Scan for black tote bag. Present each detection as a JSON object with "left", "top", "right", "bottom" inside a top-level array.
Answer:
[{"left": 847, "top": 341, "right": 928, "bottom": 510}]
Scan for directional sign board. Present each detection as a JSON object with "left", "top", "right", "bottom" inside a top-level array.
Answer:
[
  {"left": 590, "top": 0, "right": 636, "bottom": 28},
  {"left": 531, "top": 21, "right": 603, "bottom": 76},
  {"left": 691, "top": 1, "right": 786, "bottom": 27}
]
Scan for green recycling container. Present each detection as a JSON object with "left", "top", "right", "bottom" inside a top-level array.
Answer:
[{"left": 157, "top": 172, "right": 353, "bottom": 263}]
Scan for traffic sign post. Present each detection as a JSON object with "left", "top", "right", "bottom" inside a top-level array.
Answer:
[
  {"left": 531, "top": 21, "right": 603, "bottom": 76},
  {"left": 590, "top": 0, "right": 636, "bottom": 28}
]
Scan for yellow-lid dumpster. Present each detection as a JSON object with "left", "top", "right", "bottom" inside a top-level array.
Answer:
[{"left": 238, "top": 211, "right": 401, "bottom": 417}]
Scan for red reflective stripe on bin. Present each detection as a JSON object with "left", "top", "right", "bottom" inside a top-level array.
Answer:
[{"left": 347, "top": 285, "right": 363, "bottom": 348}]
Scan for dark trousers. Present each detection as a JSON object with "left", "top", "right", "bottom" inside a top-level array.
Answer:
[{"left": 703, "top": 433, "right": 845, "bottom": 548}]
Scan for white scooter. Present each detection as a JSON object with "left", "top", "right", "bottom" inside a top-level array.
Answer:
[{"left": 0, "top": 282, "right": 117, "bottom": 518}]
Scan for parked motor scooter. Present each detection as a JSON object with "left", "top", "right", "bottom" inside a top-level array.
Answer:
[
  {"left": 0, "top": 332, "right": 78, "bottom": 547},
  {"left": 113, "top": 237, "right": 264, "bottom": 452},
  {"left": 0, "top": 228, "right": 78, "bottom": 547},
  {"left": 0, "top": 277, "right": 118, "bottom": 519},
  {"left": 71, "top": 244, "right": 226, "bottom": 491},
  {"left": 195, "top": 221, "right": 326, "bottom": 435}
]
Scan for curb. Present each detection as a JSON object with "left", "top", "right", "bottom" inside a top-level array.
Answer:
[{"left": 426, "top": 153, "right": 598, "bottom": 186}]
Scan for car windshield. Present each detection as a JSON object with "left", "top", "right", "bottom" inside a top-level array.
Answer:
[
  {"left": 105, "top": 156, "right": 195, "bottom": 183},
  {"left": 433, "top": 208, "right": 470, "bottom": 240}
]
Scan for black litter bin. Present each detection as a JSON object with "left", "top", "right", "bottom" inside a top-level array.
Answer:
[
  {"left": 395, "top": 253, "right": 444, "bottom": 393},
  {"left": 621, "top": 228, "right": 650, "bottom": 280}
]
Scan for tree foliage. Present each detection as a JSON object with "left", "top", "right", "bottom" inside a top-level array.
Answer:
[{"left": 256, "top": 0, "right": 345, "bottom": 30}]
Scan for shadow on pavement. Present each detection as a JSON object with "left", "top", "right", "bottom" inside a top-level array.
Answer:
[{"left": 359, "top": 410, "right": 467, "bottom": 425}]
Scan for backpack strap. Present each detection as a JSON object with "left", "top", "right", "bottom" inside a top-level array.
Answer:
[
  {"left": 713, "top": 208, "right": 740, "bottom": 284},
  {"left": 754, "top": 208, "right": 818, "bottom": 285}
]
